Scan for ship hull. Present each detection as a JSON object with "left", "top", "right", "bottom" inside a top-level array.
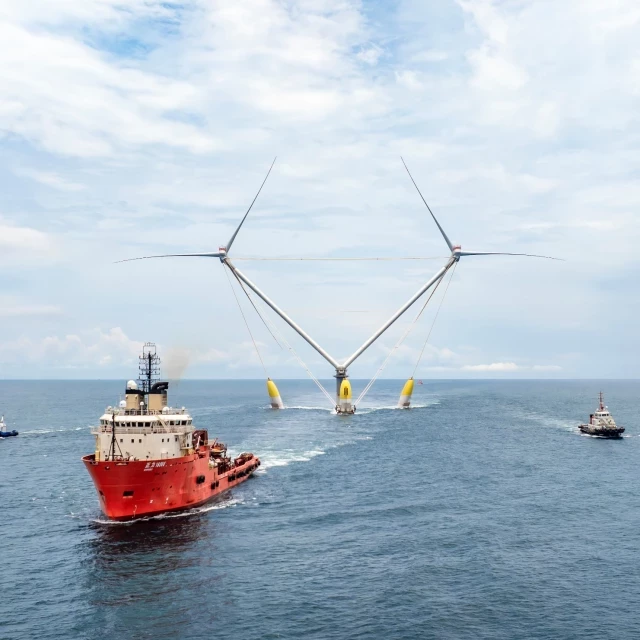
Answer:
[
  {"left": 82, "top": 450, "right": 260, "bottom": 521},
  {"left": 578, "top": 425, "right": 625, "bottom": 438}
]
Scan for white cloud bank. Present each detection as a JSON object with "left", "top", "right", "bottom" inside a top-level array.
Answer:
[
  {"left": 0, "top": 0, "right": 639, "bottom": 377},
  {"left": 462, "top": 362, "right": 562, "bottom": 373},
  {"left": 0, "top": 328, "right": 143, "bottom": 368}
]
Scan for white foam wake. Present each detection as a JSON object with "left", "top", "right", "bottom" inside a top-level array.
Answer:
[
  {"left": 252, "top": 448, "right": 326, "bottom": 471},
  {"left": 280, "top": 406, "right": 334, "bottom": 412},
  {"left": 88, "top": 497, "right": 245, "bottom": 525},
  {"left": 20, "top": 426, "right": 87, "bottom": 436}
]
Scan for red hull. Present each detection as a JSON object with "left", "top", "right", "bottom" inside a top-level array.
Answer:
[{"left": 83, "top": 448, "right": 260, "bottom": 521}]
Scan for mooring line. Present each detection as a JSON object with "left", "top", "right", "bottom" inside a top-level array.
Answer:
[
  {"left": 244, "top": 290, "right": 336, "bottom": 409},
  {"left": 223, "top": 266, "right": 268, "bottom": 377},
  {"left": 412, "top": 261, "right": 457, "bottom": 378},
  {"left": 354, "top": 267, "right": 451, "bottom": 407},
  {"left": 229, "top": 266, "right": 282, "bottom": 348}
]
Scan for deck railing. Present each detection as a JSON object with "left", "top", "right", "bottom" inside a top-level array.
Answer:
[
  {"left": 91, "top": 424, "right": 194, "bottom": 436},
  {"left": 103, "top": 407, "right": 189, "bottom": 416}
]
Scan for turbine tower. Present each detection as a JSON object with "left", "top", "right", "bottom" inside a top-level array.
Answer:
[{"left": 120, "top": 158, "right": 558, "bottom": 414}]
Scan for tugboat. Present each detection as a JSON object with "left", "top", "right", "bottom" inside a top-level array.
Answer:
[
  {"left": 0, "top": 416, "right": 18, "bottom": 438},
  {"left": 82, "top": 343, "right": 260, "bottom": 520},
  {"left": 578, "top": 392, "right": 625, "bottom": 438}
]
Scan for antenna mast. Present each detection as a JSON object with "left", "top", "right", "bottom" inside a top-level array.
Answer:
[{"left": 138, "top": 342, "right": 161, "bottom": 393}]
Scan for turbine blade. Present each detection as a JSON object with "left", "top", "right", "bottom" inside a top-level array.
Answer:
[
  {"left": 401, "top": 156, "right": 453, "bottom": 252},
  {"left": 459, "top": 251, "right": 563, "bottom": 261},
  {"left": 116, "top": 252, "right": 223, "bottom": 264},
  {"left": 226, "top": 156, "right": 277, "bottom": 253}
]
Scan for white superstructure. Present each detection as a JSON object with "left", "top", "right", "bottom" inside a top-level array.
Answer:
[
  {"left": 589, "top": 408, "right": 617, "bottom": 430},
  {"left": 91, "top": 342, "right": 201, "bottom": 462},
  {"left": 92, "top": 407, "right": 195, "bottom": 462}
]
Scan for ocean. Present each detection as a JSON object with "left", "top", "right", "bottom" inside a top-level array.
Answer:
[{"left": 0, "top": 379, "right": 638, "bottom": 640}]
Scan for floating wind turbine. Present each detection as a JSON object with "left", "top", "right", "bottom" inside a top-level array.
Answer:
[
  {"left": 121, "top": 158, "right": 559, "bottom": 415},
  {"left": 392, "top": 157, "right": 560, "bottom": 408}
]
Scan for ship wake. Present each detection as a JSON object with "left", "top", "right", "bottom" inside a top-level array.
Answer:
[{"left": 89, "top": 497, "right": 245, "bottom": 525}]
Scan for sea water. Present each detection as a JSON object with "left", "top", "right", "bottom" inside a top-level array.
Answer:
[{"left": 0, "top": 380, "right": 639, "bottom": 639}]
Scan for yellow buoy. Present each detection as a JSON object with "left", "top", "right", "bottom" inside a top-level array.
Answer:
[
  {"left": 266, "top": 378, "right": 284, "bottom": 409},
  {"left": 338, "top": 379, "right": 354, "bottom": 414},
  {"left": 397, "top": 377, "right": 414, "bottom": 409}
]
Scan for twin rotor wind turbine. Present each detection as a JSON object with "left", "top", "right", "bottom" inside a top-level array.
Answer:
[{"left": 120, "top": 158, "right": 559, "bottom": 413}]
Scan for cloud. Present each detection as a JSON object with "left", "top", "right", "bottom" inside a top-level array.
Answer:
[
  {"left": 14, "top": 168, "right": 85, "bottom": 191},
  {"left": 0, "top": 20, "right": 215, "bottom": 158},
  {"left": 0, "top": 0, "right": 638, "bottom": 379},
  {"left": 0, "top": 327, "right": 142, "bottom": 368},
  {"left": 0, "top": 303, "right": 62, "bottom": 317},
  {"left": 0, "top": 223, "right": 53, "bottom": 253},
  {"left": 461, "top": 362, "right": 562, "bottom": 373},
  {"left": 461, "top": 362, "right": 520, "bottom": 372},
  {"left": 356, "top": 44, "right": 383, "bottom": 66}
]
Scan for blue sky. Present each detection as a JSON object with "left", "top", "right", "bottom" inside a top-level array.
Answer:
[{"left": 1, "top": 0, "right": 639, "bottom": 379}]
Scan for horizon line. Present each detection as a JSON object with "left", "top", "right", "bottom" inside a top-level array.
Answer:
[{"left": 0, "top": 377, "right": 638, "bottom": 382}]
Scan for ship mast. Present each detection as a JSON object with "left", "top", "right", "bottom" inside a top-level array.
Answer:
[
  {"left": 107, "top": 411, "right": 123, "bottom": 461},
  {"left": 138, "top": 342, "right": 161, "bottom": 395}
]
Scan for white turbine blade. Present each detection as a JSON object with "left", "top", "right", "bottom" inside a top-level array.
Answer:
[
  {"left": 226, "top": 156, "right": 277, "bottom": 253},
  {"left": 401, "top": 156, "right": 454, "bottom": 252},
  {"left": 116, "top": 252, "right": 223, "bottom": 264},
  {"left": 459, "top": 251, "right": 563, "bottom": 261}
]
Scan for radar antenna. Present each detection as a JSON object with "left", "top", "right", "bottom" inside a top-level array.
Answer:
[{"left": 138, "top": 342, "right": 161, "bottom": 394}]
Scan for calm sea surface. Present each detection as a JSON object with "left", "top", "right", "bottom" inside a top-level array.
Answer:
[{"left": 1, "top": 379, "right": 639, "bottom": 640}]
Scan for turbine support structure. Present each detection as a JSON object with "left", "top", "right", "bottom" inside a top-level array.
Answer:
[
  {"left": 119, "top": 157, "right": 559, "bottom": 414},
  {"left": 335, "top": 368, "right": 354, "bottom": 415},
  {"left": 267, "top": 378, "right": 284, "bottom": 409}
]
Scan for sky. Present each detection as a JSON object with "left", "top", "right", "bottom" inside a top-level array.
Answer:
[{"left": 1, "top": 0, "right": 639, "bottom": 381}]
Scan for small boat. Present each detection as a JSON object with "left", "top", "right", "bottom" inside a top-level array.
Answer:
[
  {"left": 578, "top": 393, "right": 624, "bottom": 438},
  {"left": 417, "top": 380, "right": 423, "bottom": 385},
  {"left": 0, "top": 416, "right": 19, "bottom": 438}
]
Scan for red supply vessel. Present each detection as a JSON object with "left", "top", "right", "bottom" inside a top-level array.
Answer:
[{"left": 83, "top": 343, "right": 260, "bottom": 520}]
